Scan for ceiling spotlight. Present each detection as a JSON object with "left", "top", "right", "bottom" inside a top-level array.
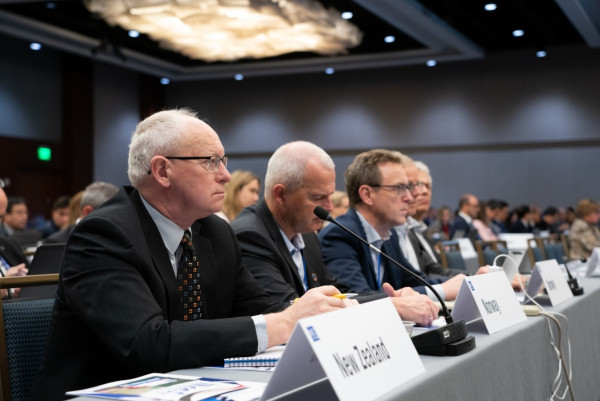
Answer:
[
  {"left": 513, "top": 30, "right": 524, "bottom": 37},
  {"left": 484, "top": 3, "right": 497, "bottom": 11},
  {"left": 29, "top": 42, "right": 42, "bottom": 51},
  {"left": 234, "top": 74, "right": 244, "bottom": 81},
  {"left": 160, "top": 78, "right": 170, "bottom": 85},
  {"left": 384, "top": 35, "right": 395, "bottom": 44},
  {"left": 341, "top": 11, "right": 353, "bottom": 20},
  {"left": 325, "top": 67, "right": 335, "bottom": 75},
  {"left": 426, "top": 59, "right": 437, "bottom": 67},
  {"left": 536, "top": 50, "right": 547, "bottom": 58},
  {"left": 128, "top": 30, "right": 140, "bottom": 38},
  {"left": 46, "top": 2, "right": 57, "bottom": 9}
]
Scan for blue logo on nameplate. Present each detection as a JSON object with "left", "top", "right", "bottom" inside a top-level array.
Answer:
[
  {"left": 307, "top": 326, "right": 320, "bottom": 342},
  {"left": 468, "top": 280, "right": 475, "bottom": 291}
]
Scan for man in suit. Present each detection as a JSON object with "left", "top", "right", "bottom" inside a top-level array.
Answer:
[
  {"left": 0, "top": 196, "right": 29, "bottom": 237},
  {"left": 232, "top": 142, "right": 437, "bottom": 326},
  {"left": 450, "top": 193, "right": 480, "bottom": 239},
  {"left": 0, "top": 187, "right": 29, "bottom": 299},
  {"left": 33, "top": 109, "right": 350, "bottom": 401},
  {"left": 319, "top": 149, "right": 461, "bottom": 307},
  {"left": 45, "top": 181, "right": 119, "bottom": 244}
]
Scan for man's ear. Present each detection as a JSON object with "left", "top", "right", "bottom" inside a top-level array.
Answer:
[
  {"left": 81, "top": 205, "right": 94, "bottom": 217},
  {"left": 148, "top": 156, "right": 171, "bottom": 188},
  {"left": 272, "top": 184, "right": 286, "bottom": 204},
  {"left": 358, "top": 185, "right": 374, "bottom": 206}
]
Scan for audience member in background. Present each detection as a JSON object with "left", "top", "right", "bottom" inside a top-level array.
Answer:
[
  {"left": 449, "top": 193, "right": 479, "bottom": 240},
  {"left": 509, "top": 205, "right": 535, "bottom": 233},
  {"left": 411, "top": 161, "right": 432, "bottom": 225},
  {"left": 472, "top": 200, "right": 499, "bottom": 242},
  {"left": 529, "top": 205, "right": 542, "bottom": 233},
  {"left": 568, "top": 199, "right": 600, "bottom": 260},
  {"left": 330, "top": 190, "right": 349, "bottom": 219},
  {"left": 0, "top": 187, "right": 28, "bottom": 299},
  {"left": 319, "top": 149, "right": 462, "bottom": 304},
  {"left": 33, "top": 108, "right": 349, "bottom": 401},
  {"left": 45, "top": 182, "right": 119, "bottom": 244},
  {"left": 427, "top": 205, "right": 452, "bottom": 242},
  {"left": 67, "top": 190, "right": 85, "bottom": 225},
  {"left": 0, "top": 196, "right": 29, "bottom": 237},
  {"left": 36, "top": 196, "right": 71, "bottom": 238},
  {"left": 216, "top": 170, "right": 260, "bottom": 222},
  {"left": 231, "top": 142, "right": 436, "bottom": 324},
  {"left": 488, "top": 199, "right": 508, "bottom": 235},
  {"left": 536, "top": 206, "right": 560, "bottom": 235}
]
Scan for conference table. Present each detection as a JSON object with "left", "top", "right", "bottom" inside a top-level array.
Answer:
[{"left": 72, "top": 278, "right": 600, "bottom": 401}]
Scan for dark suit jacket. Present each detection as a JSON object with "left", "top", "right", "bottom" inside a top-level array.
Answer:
[
  {"left": 32, "top": 187, "right": 283, "bottom": 401},
  {"left": 318, "top": 209, "right": 430, "bottom": 294},
  {"left": 0, "top": 236, "right": 28, "bottom": 268},
  {"left": 450, "top": 215, "right": 472, "bottom": 239},
  {"left": 407, "top": 230, "right": 460, "bottom": 277},
  {"left": 231, "top": 200, "right": 349, "bottom": 302},
  {"left": 44, "top": 224, "right": 75, "bottom": 244}
]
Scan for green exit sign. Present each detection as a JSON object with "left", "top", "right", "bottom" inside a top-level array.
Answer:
[{"left": 37, "top": 146, "right": 52, "bottom": 161}]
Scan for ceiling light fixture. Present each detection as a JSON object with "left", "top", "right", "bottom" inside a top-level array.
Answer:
[
  {"left": 128, "top": 30, "right": 140, "bottom": 38},
  {"left": 29, "top": 42, "right": 42, "bottom": 51},
  {"left": 341, "top": 11, "right": 353, "bottom": 20},
  {"left": 484, "top": 3, "right": 497, "bottom": 11},
  {"left": 536, "top": 50, "right": 547, "bottom": 58},
  {"left": 234, "top": 73, "right": 244, "bottom": 81},
  {"left": 160, "top": 77, "right": 170, "bottom": 85},
  {"left": 426, "top": 59, "right": 436, "bottom": 67},
  {"left": 84, "top": 0, "right": 363, "bottom": 62},
  {"left": 384, "top": 35, "right": 395, "bottom": 43},
  {"left": 46, "top": 2, "right": 57, "bottom": 9},
  {"left": 513, "top": 30, "right": 525, "bottom": 37},
  {"left": 325, "top": 67, "right": 335, "bottom": 75}
]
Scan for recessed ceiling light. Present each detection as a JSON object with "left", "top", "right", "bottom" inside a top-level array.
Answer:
[
  {"left": 46, "top": 2, "right": 57, "bottom": 9},
  {"left": 128, "top": 30, "right": 140, "bottom": 38},
  {"left": 484, "top": 3, "right": 497, "bottom": 11},
  {"left": 384, "top": 35, "right": 395, "bottom": 43},
  {"left": 325, "top": 67, "right": 335, "bottom": 75},
  {"left": 426, "top": 59, "right": 437, "bottom": 67},
  {"left": 234, "top": 74, "right": 244, "bottom": 81},
  {"left": 160, "top": 78, "right": 170, "bottom": 85},
  {"left": 29, "top": 42, "right": 42, "bottom": 51},
  {"left": 513, "top": 30, "right": 525, "bottom": 37},
  {"left": 536, "top": 50, "right": 547, "bottom": 58},
  {"left": 341, "top": 11, "right": 353, "bottom": 20}
]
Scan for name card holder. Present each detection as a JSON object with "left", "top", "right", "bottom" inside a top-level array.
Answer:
[
  {"left": 261, "top": 298, "right": 424, "bottom": 401},
  {"left": 585, "top": 247, "right": 600, "bottom": 277},
  {"left": 451, "top": 272, "right": 527, "bottom": 334},
  {"left": 527, "top": 259, "right": 573, "bottom": 306}
]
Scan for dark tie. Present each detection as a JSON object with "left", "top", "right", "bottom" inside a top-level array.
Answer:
[{"left": 178, "top": 230, "right": 202, "bottom": 321}]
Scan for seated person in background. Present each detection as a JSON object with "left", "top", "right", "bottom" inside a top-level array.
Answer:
[
  {"left": 509, "top": 205, "right": 535, "bottom": 233},
  {"left": 67, "top": 190, "right": 85, "bottom": 226},
  {"left": 0, "top": 187, "right": 29, "bottom": 299},
  {"left": 319, "top": 149, "right": 462, "bottom": 303},
  {"left": 33, "top": 109, "right": 352, "bottom": 401},
  {"left": 232, "top": 141, "right": 437, "bottom": 326},
  {"left": 36, "top": 196, "right": 71, "bottom": 238},
  {"left": 45, "top": 182, "right": 119, "bottom": 244},
  {"left": 0, "top": 196, "right": 29, "bottom": 237},
  {"left": 488, "top": 199, "right": 508, "bottom": 235},
  {"left": 330, "top": 190, "right": 349, "bottom": 219},
  {"left": 449, "top": 194, "right": 480, "bottom": 240},
  {"left": 536, "top": 206, "right": 560, "bottom": 235},
  {"left": 568, "top": 199, "right": 600, "bottom": 260},
  {"left": 427, "top": 205, "right": 452, "bottom": 242},
  {"left": 215, "top": 170, "right": 260, "bottom": 222},
  {"left": 472, "top": 200, "right": 499, "bottom": 242}
]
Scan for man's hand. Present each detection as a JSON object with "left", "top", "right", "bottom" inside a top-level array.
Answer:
[
  {"left": 382, "top": 283, "right": 439, "bottom": 327},
  {"left": 477, "top": 265, "right": 527, "bottom": 290},
  {"left": 440, "top": 274, "right": 466, "bottom": 301},
  {"left": 264, "top": 286, "right": 356, "bottom": 347},
  {"left": 1, "top": 263, "right": 28, "bottom": 298}
]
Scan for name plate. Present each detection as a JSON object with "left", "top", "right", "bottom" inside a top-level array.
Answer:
[
  {"left": 451, "top": 272, "right": 527, "bottom": 334},
  {"left": 261, "top": 298, "right": 424, "bottom": 401},
  {"left": 527, "top": 259, "right": 573, "bottom": 305},
  {"left": 585, "top": 247, "right": 600, "bottom": 277}
]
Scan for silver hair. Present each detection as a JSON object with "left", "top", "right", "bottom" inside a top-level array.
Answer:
[
  {"left": 414, "top": 160, "right": 433, "bottom": 185},
  {"left": 127, "top": 108, "right": 198, "bottom": 187},
  {"left": 81, "top": 181, "right": 119, "bottom": 209},
  {"left": 264, "top": 141, "right": 334, "bottom": 199}
]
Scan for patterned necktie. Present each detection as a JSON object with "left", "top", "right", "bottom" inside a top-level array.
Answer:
[{"left": 177, "top": 230, "right": 202, "bottom": 321}]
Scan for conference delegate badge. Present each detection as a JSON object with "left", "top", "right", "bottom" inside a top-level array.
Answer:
[
  {"left": 261, "top": 298, "right": 424, "bottom": 401},
  {"left": 527, "top": 259, "right": 574, "bottom": 306},
  {"left": 451, "top": 272, "right": 527, "bottom": 334}
]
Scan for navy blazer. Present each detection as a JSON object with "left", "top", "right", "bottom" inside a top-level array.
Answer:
[
  {"left": 450, "top": 215, "right": 472, "bottom": 239},
  {"left": 318, "top": 209, "right": 431, "bottom": 294},
  {"left": 33, "top": 187, "right": 283, "bottom": 401}
]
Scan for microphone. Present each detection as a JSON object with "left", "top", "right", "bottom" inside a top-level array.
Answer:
[
  {"left": 314, "top": 206, "right": 475, "bottom": 356},
  {"left": 561, "top": 256, "right": 584, "bottom": 296}
]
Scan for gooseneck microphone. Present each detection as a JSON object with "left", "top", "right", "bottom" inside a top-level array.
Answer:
[{"left": 314, "top": 206, "right": 475, "bottom": 356}]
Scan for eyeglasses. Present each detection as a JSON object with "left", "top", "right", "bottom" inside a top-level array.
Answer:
[
  {"left": 412, "top": 181, "right": 431, "bottom": 190},
  {"left": 147, "top": 155, "right": 228, "bottom": 174},
  {"left": 368, "top": 183, "right": 413, "bottom": 195}
]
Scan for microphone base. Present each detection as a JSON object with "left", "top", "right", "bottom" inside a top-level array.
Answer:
[
  {"left": 411, "top": 320, "right": 476, "bottom": 356},
  {"left": 568, "top": 278, "right": 584, "bottom": 296}
]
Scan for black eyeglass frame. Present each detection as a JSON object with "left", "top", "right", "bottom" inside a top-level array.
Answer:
[{"left": 367, "top": 183, "right": 414, "bottom": 195}]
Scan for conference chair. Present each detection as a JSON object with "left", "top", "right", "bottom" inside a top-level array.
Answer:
[
  {"left": 560, "top": 234, "right": 571, "bottom": 259},
  {"left": 439, "top": 240, "right": 466, "bottom": 271},
  {"left": 0, "top": 274, "right": 59, "bottom": 401},
  {"left": 539, "top": 236, "right": 566, "bottom": 264},
  {"left": 475, "top": 240, "right": 508, "bottom": 266},
  {"left": 526, "top": 238, "right": 545, "bottom": 267}
]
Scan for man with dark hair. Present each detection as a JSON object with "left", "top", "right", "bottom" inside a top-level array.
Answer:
[
  {"left": 449, "top": 193, "right": 479, "bottom": 240},
  {"left": 0, "top": 196, "right": 28, "bottom": 237},
  {"left": 0, "top": 188, "right": 28, "bottom": 299}
]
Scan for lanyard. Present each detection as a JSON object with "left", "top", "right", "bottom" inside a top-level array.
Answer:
[{"left": 376, "top": 253, "right": 382, "bottom": 289}]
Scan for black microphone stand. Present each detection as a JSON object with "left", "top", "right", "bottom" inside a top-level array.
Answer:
[{"left": 314, "top": 206, "right": 475, "bottom": 356}]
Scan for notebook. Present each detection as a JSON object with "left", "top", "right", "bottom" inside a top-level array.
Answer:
[
  {"left": 19, "top": 243, "right": 65, "bottom": 299},
  {"left": 224, "top": 345, "right": 285, "bottom": 368}
]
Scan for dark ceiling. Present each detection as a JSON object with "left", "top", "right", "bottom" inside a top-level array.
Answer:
[{"left": 0, "top": 0, "right": 598, "bottom": 81}]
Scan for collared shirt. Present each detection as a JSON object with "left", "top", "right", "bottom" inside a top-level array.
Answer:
[
  {"left": 356, "top": 211, "right": 387, "bottom": 288},
  {"left": 458, "top": 211, "right": 473, "bottom": 225},
  {"left": 140, "top": 195, "right": 268, "bottom": 353},
  {"left": 279, "top": 228, "right": 307, "bottom": 290}
]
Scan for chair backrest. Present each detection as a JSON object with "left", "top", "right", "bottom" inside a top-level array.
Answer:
[
  {"left": 0, "top": 274, "right": 58, "bottom": 401},
  {"left": 439, "top": 241, "right": 466, "bottom": 270},
  {"left": 526, "top": 238, "right": 545, "bottom": 266},
  {"left": 475, "top": 240, "right": 509, "bottom": 266}
]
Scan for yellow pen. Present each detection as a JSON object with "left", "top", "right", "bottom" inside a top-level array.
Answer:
[{"left": 291, "top": 293, "right": 347, "bottom": 303}]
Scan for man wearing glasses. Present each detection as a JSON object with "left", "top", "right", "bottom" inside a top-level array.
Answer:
[
  {"left": 34, "top": 109, "right": 351, "bottom": 401},
  {"left": 319, "top": 149, "right": 460, "bottom": 305}
]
